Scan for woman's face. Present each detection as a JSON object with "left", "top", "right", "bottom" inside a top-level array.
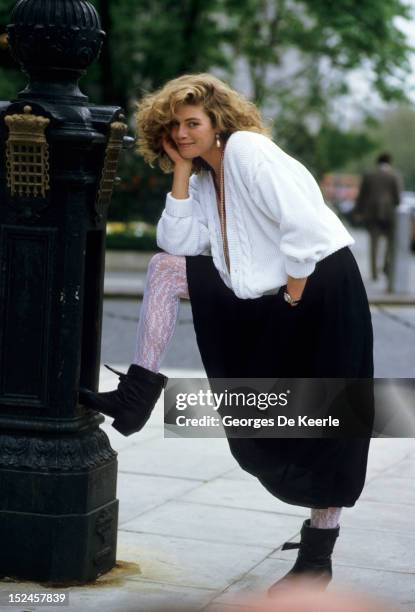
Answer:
[{"left": 169, "top": 104, "right": 216, "bottom": 159}]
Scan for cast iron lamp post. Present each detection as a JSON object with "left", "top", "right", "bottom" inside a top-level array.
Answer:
[{"left": 0, "top": 0, "right": 128, "bottom": 583}]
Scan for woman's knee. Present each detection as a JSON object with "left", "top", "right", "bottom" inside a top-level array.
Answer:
[
  {"left": 147, "top": 252, "right": 188, "bottom": 288},
  {"left": 148, "top": 252, "right": 182, "bottom": 274}
]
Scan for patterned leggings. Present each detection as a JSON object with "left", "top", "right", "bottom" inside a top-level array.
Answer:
[{"left": 132, "top": 252, "right": 341, "bottom": 528}]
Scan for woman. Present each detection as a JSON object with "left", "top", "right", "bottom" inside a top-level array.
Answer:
[{"left": 79, "top": 73, "right": 374, "bottom": 593}]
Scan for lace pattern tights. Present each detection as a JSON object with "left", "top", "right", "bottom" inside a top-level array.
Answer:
[{"left": 133, "top": 253, "right": 189, "bottom": 372}]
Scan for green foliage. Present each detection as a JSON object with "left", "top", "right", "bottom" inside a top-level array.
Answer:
[
  {"left": 106, "top": 233, "right": 157, "bottom": 250},
  {"left": 345, "top": 106, "right": 415, "bottom": 190},
  {"left": 377, "top": 107, "right": 415, "bottom": 189},
  {"left": 105, "top": 220, "right": 158, "bottom": 250},
  {"left": 315, "top": 124, "right": 377, "bottom": 177},
  {"left": 276, "top": 116, "right": 378, "bottom": 180},
  {"left": 303, "top": 0, "right": 412, "bottom": 101},
  {"left": 110, "top": 151, "right": 172, "bottom": 224},
  {"left": 106, "top": 231, "right": 158, "bottom": 251},
  {"left": 0, "top": 0, "right": 25, "bottom": 99},
  {"left": 223, "top": 0, "right": 413, "bottom": 104},
  {"left": 0, "top": 68, "right": 25, "bottom": 101},
  {"left": 1, "top": 0, "right": 412, "bottom": 111},
  {"left": 221, "top": 0, "right": 412, "bottom": 182},
  {"left": 0, "top": 0, "right": 413, "bottom": 224},
  {"left": 0, "top": 1, "right": 14, "bottom": 25},
  {"left": 88, "top": 0, "right": 232, "bottom": 108}
]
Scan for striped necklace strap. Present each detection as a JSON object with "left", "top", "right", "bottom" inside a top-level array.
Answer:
[{"left": 218, "top": 149, "right": 230, "bottom": 273}]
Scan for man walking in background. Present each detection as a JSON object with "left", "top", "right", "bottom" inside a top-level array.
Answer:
[{"left": 355, "top": 152, "right": 402, "bottom": 281}]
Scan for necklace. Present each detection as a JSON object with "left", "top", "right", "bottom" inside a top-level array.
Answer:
[{"left": 217, "top": 149, "right": 230, "bottom": 273}]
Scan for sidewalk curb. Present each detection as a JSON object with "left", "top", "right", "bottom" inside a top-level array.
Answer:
[
  {"left": 105, "top": 245, "right": 415, "bottom": 305},
  {"left": 103, "top": 286, "right": 415, "bottom": 305},
  {"left": 105, "top": 250, "right": 155, "bottom": 272},
  {"left": 366, "top": 296, "right": 415, "bottom": 306}
]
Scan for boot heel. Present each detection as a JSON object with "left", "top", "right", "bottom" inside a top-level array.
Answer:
[
  {"left": 79, "top": 363, "right": 167, "bottom": 437},
  {"left": 268, "top": 519, "right": 339, "bottom": 595},
  {"left": 112, "top": 418, "right": 137, "bottom": 437}
]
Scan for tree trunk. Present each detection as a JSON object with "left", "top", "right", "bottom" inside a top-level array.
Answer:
[{"left": 97, "top": 0, "right": 127, "bottom": 109}]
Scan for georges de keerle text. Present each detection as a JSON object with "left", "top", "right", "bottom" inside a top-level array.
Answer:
[{"left": 175, "top": 414, "right": 340, "bottom": 428}]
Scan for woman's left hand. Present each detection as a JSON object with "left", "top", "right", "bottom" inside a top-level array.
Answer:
[{"left": 286, "top": 275, "right": 308, "bottom": 305}]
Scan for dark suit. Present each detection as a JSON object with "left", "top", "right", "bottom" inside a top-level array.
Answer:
[{"left": 355, "top": 164, "right": 401, "bottom": 280}]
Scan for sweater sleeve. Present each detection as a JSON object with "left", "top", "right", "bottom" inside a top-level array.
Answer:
[
  {"left": 156, "top": 174, "right": 211, "bottom": 256},
  {"left": 252, "top": 157, "right": 341, "bottom": 278}
]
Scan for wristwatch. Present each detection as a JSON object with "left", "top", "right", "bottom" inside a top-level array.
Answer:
[{"left": 283, "top": 290, "right": 301, "bottom": 306}]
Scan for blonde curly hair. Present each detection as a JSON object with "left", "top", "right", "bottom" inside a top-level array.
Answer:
[{"left": 134, "top": 73, "right": 271, "bottom": 174}]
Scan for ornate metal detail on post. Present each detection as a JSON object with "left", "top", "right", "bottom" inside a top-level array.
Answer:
[
  {"left": 93, "top": 507, "right": 116, "bottom": 567},
  {"left": 95, "top": 120, "right": 128, "bottom": 221},
  {"left": 7, "top": 0, "right": 105, "bottom": 73},
  {"left": 5, "top": 105, "right": 50, "bottom": 198},
  {"left": 0, "top": 428, "right": 116, "bottom": 470}
]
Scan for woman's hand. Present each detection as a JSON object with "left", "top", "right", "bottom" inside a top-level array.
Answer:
[
  {"left": 286, "top": 275, "right": 308, "bottom": 305},
  {"left": 162, "top": 134, "right": 193, "bottom": 171},
  {"left": 162, "top": 134, "right": 193, "bottom": 199}
]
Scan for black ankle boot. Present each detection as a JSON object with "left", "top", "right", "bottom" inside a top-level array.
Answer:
[
  {"left": 79, "top": 364, "right": 168, "bottom": 436},
  {"left": 268, "top": 519, "right": 340, "bottom": 595}
]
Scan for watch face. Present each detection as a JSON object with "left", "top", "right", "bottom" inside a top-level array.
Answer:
[{"left": 284, "top": 291, "right": 299, "bottom": 305}]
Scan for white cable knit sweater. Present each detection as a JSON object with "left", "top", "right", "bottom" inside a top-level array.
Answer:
[{"left": 156, "top": 130, "right": 354, "bottom": 299}]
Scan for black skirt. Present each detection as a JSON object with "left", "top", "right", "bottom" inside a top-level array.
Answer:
[{"left": 185, "top": 247, "right": 374, "bottom": 509}]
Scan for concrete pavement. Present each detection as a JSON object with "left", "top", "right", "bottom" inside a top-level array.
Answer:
[{"left": 1, "top": 394, "right": 414, "bottom": 611}]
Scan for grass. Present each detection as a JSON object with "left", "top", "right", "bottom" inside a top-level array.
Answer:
[{"left": 106, "top": 222, "right": 158, "bottom": 251}]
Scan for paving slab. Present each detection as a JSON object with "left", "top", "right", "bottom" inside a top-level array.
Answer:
[
  {"left": 360, "top": 475, "right": 415, "bottom": 505},
  {"left": 364, "top": 438, "right": 414, "bottom": 480},
  {"left": 383, "top": 458, "right": 415, "bottom": 479},
  {"left": 116, "top": 472, "right": 201, "bottom": 526},
  {"left": 0, "top": 577, "right": 213, "bottom": 612},
  {"left": 209, "top": 557, "right": 294, "bottom": 605},
  {"left": 220, "top": 467, "right": 259, "bottom": 482},
  {"left": 270, "top": 526, "right": 415, "bottom": 575},
  {"left": 332, "top": 564, "right": 415, "bottom": 610},
  {"left": 121, "top": 501, "right": 303, "bottom": 549},
  {"left": 339, "top": 499, "right": 415, "bottom": 535},
  {"left": 372, "top": 308, "right": 415, "bottom": 377},
  {"left": 203, "top": 606, "right": 244, "bottom": 612},
  {"left": 100, "top": 418, "right": 163, "bottom": 450},
  {"left": 68, "top": 579, "right": 215, "bottom": 612},
  {"left": 366, "top": 439, "right": 414, "bottom": 468},
  {"left": 117, "top": 437, "right": 237, "bottom": 481},
  {"left": 116, "top": 530, "right": 271, "bottom": 591},
  {"left": 211, "top": 556, "right": 415, "bottom": 609},
  {"left": 180, "top": 477, "right": 308, "bottom": 519}
]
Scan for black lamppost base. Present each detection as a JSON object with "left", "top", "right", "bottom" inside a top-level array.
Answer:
[
  {"left": 0, "top": 427, "right": 118, "bottom": 583},
  {"left": 0, "top": 0, "right": 125, "bottom": 585}
]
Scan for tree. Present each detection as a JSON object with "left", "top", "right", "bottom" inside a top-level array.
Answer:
[
  {"left": 220, "top": 0, "right": 413, "bottom": 176},
  {"left": 223, "top": 0, "right": 412, "bottom": 105},
  {"left": 0, "top": 1, "right": 25, "bottom": 99},
  {"left": 0, "top": 0, "right": 412, "bottom": 219},
  {"left": 1, "top": 0, "right": 412, "bottom": 114},
  {"left": 91, "top": 0, "right": 232, "bottom": 111},
  {"left": 345, "top": 106, "right": 415, "bottom": 190}
]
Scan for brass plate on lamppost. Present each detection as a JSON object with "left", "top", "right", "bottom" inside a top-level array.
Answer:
[
  {"left": 95, "top": 120, "right": 128, "bottom": 220},
  {"left": 5, "top": 105, "right": 50, "bottom": 198}
]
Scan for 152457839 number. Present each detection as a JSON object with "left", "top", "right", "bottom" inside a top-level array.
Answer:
[{"left": 8, "top": 592, "right": 68, "bottom": 605}]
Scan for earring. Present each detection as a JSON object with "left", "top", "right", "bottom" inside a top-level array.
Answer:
[{"left": 215, "top": 133, "right": 221, "bottom": 148}]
